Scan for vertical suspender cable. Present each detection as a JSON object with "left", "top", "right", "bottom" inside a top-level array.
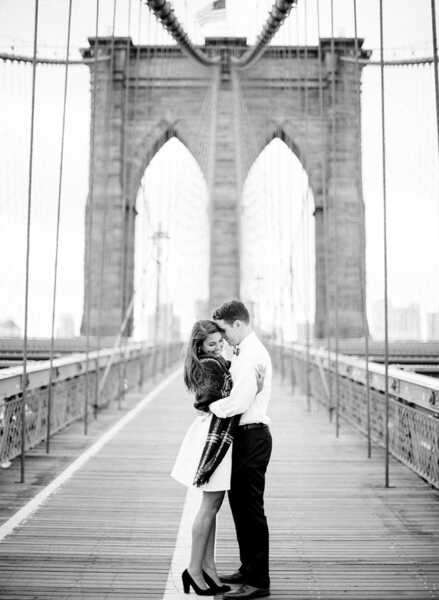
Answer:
[
  {"left": 121, "top": 0, "right": 133, "bottom": 331},
  {"left": 303, "top": 0, "right": 311, "bottom": 412},
  {"left": 95, "top": 0, "right": 118, "bottom": 412},
  {"left": 20, "top": 0, "right": 39, "bottom": 483},
  {"left": 46, "top": 0, "right": 73, "bottom": 453},
  {"left": 119, "top": 0, "right": 144, "bottom": 402},
  {"left": 431, "top": 0, "right": 439, "bottom": 150},
  {"left": 330, "top": 0, "right": 341, "bottom": 438},
  {"left": 119, "top": 0, "right": 133, "bottom": 406},
  {"left": 353, "top": 0, "right": 372, "bottom": 458},
  {"left": 84, "top": 0, "right": 100, "bottom": 435},
  {"left": 379, "top": 0, "right": 390, "bottom": 488},
  {"left": 316, "top": 0, "right": 333, "bottom": 419}
]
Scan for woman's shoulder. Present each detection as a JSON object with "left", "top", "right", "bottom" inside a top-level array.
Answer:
[{"left": 200, "top": 354, "right": 229, "bottom": 371}]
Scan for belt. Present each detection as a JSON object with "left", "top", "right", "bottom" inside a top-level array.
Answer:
[{"left": 239, "top": 423, "right": 268, "bottom": 431}]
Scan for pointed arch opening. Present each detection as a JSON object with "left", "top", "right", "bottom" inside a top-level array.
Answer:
[
  {"left": 133, "top": 136, "right": 209, "bottom": 341},
  {"left": 241, "top": 136, "right": 315, "bottom": 342}
]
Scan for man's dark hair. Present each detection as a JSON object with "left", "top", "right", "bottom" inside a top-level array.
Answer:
[{"left": 212, "top": 300, "right": 250, "bottom": 325}]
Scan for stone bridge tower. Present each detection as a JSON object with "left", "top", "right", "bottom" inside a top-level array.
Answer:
[{"left": 81, "top": 36, "right": 369, "bottom": 339}]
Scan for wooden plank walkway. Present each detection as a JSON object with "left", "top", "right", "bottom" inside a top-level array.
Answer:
[{"left": 0, "top": 369, "right": 439, "bottom": 599}]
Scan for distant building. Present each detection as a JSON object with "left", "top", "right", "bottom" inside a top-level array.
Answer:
[
  {"left": 56, "top": 313, "right": 75, "bottom": 338},
  {"left": 0, "top": 319, "right": 21, "bottom": 337},
  {"left": 426, "top": 312, "right": 439, "bottom": 341},
  {"left": 370, "top": 300, "right": 421, "bottom": 340},
  {"left": 392, "top": 304, "right": 421, "bottom": 340}
]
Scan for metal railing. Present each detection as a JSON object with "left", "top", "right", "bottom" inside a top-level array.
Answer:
[
  {"left": 270, "top": 342, "right": 439, "bottom": 488},
  {"left": 0, "top": 342, "right": 182, "bottom": 465}
]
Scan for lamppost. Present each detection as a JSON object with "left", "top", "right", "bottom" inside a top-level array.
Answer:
[{"left": 151, "top": 224, "right": 170, "bottom": 370}]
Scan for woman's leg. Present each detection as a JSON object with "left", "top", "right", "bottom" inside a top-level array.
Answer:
[
  {"left": 188, "top": 490, "right": 224, "bottom": 588},
  {"left": 202, "top": 513, "right": 224, "bottom": 585}
]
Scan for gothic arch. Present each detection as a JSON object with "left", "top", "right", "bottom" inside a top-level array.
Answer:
[
  {"left": 247, "top": 127, "right": 317, "bottom": 206},
  {"left": 129, "top": 125, "right": 206, "bottom": 201}
]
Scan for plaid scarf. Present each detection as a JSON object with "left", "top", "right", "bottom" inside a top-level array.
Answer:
[{"left": 193, "top": 355, "right": 239, "bottom": 487}]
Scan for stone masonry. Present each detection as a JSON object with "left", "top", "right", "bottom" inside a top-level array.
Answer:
[{"left": 81, "top": 37, "right": 369, "bottom": 339}]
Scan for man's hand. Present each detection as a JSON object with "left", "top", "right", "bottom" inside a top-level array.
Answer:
[{"left": 255, "top": 364, "right": 266, "bottom": 394}]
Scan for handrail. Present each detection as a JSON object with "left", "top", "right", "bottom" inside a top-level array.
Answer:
[
  {"left": 0, "top": 342, "right": 151, "bottom": 399},
  {"left": 272, "top": 341, "right": 439, "bottom": 488},
  {"left": 287, "top": 342, "right": 439, "bottom": 414},
  {"left": 0, "top": 342, "right": 183, "bottom": 469}
]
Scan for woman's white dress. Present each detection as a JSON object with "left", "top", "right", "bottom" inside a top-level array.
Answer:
[{"left": 171, "top": 411, "right": 232, "bottom": 492}]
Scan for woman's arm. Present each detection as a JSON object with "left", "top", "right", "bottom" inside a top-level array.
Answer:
[{"left": 193, "top": 358, "right": 226, "bottom": 411}]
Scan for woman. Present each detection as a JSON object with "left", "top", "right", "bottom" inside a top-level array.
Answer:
[{"left": 171, "top": 320, "right": 263, "bottom": 595}]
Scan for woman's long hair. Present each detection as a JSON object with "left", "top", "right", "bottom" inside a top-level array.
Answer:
[{"left": 184, "top": 320, "right": 222, "bottom": 392}]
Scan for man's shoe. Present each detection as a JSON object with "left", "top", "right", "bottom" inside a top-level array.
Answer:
[
  {"left": 223, "top": 584, "right": 270, "bottom": 599},
  {"left": 219, "top": 571, "right": 246, "bottom": 584}
]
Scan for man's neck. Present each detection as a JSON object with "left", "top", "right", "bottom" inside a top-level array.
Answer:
[{"left": 237, "top": 328, "right": 253, "bottom": 346}]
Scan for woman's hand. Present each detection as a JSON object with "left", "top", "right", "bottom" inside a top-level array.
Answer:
[{"left": 256, "top": 364, "right": 266, "bottom": 394}]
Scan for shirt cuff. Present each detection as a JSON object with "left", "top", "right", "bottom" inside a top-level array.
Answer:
[{"left": 209, "top": 400, "right": 228, "bottom": 418}]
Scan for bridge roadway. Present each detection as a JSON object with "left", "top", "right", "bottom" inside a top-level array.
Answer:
[{"left": 0, "top": 370, "right": 438, "bottom": 599}]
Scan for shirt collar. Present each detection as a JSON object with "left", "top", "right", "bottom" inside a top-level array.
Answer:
[{"left": 236, "top": 330, "right": 256, "bottom": 353}]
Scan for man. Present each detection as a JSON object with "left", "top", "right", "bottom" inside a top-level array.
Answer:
[{"left": 210, "top": 300, "right": 272, "bottom": 599}]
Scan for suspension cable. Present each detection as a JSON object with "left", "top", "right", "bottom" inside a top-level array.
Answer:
[
  {"left": 118, "top": 0, "right": 134, "bottom": 408},
  {"left": 233, "top": 0, "right": 297, "bottom": 69},
  {"left": 46, "top": 0, "right": 73, "bottom": 454},
  {"left": 352, "top": 0, "right": 372, "bottom": 459},
  {"left": 379, "top": 0, "right": 390, "bottom": 488},
  {"left": 95, "top": 0, "right": 118, "bottom": 412},
  {"left": 431, "top": 0, "right": 439, "bottom": 151},
  {"left": 0, "top": 52, "right": 109, "bottom": 66},
  {"left": 84, "top": 0, "right": 101, "bottom": 435},
  {"left": 120, "top": 0, "right": 147, "bottom": 406},
  {"left": 330, "top": 0, "right": 341, "bottom": 438},
  {"left": 303, "top": 0, "right": 311, "bottom": 413},
  {"left": 144, "top": 0, "right": 218, "bottom": 66},
  {"left": 316, "top": 0, "right": 333, "bottom": 420},
  {"left": 20, "top": 0, "right": 39, "bottom": 484},
  {"left": 340, "top": 55, "right": 436, "bottom": 67},
  {"left": 121, "top": 0, "right": 133, "bottom": 338}
]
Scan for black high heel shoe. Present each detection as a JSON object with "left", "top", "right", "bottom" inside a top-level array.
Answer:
[
  {"left": 181, "top": 569, "right": 216, "bottom": 595},
  {"left": 202, "top": 570, "right": 231, "bottom": 593}
]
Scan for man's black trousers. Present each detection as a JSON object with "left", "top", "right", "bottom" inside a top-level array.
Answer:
[{"left": 228, "top": 425, "right": 272, "bottom": 589}]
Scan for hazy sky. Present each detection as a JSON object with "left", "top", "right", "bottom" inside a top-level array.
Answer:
[{"left": 0, "top": 1, "right": 438, "bottom": 339}]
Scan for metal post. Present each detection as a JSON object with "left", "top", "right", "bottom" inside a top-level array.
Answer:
[{"left": 21, "top": 0, "right": 39, "bottom": 483}]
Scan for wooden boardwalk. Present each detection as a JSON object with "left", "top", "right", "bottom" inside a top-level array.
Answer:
[{"left": 0, "top": 369, "right": 439, "bottom": 599}]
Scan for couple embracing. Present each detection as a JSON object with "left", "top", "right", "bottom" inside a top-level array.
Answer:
[{"left": 171, "top": 300, "right": 273, "bottom": 599}]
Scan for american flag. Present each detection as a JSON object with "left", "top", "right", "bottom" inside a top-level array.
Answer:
[{"left": 196, "top": 0, "right": 227, "bottom": 27}]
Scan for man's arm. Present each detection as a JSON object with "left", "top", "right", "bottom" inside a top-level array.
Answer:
[{"left": 209, "top": 360, "right": 257, "bottom": 418}]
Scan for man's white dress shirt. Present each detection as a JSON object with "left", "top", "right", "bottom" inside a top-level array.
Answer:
[{"left": 209, "top": 331, "right": 272, "bottom": 425}]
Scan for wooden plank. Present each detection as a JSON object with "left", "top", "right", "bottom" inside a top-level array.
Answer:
[{"left": 0, "top": 373, "right": 438, "bottom": 599}]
